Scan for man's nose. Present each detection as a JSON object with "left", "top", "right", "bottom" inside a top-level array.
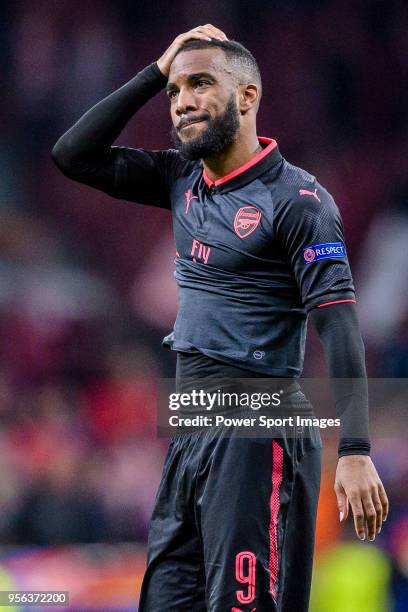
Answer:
[{"left": 175, "top": 88, "right": 198, "bottom": 116}]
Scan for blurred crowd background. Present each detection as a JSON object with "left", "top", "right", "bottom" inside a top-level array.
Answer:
[{"left": 0, "top": 0, "right": 407, "bottom": 609}]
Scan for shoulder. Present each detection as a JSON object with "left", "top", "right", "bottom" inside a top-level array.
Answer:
[
  {"left": 112, "top": 146, "right": 200, "bottom": 187},
  {"left": 151, "top": 148, "right": 199, "bottom": 178},
  {"left": 112, "top": 146, "right": 197, "bottom": 173},
  {"left": 269, "top": 159, "right": 339, "bottom": 217}
]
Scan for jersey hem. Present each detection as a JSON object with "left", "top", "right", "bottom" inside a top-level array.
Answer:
[{"left": 163, "top": 341, "right": 300, "bottom": 377}]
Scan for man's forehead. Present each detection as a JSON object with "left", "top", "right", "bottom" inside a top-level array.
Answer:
[{"left": 169, "top": 48, "right": 231, "bottom": 82}]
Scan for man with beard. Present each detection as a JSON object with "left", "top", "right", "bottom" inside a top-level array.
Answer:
[{"left": 52, "top": 25, "right": 388, "bottom": 611}]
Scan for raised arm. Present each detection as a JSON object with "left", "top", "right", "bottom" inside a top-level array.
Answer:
[
  {"left": 51, "top": 63, "right": 167, "bottom": 192},
  {"left": 51, "top": 25, "right": 227, "bottom": 206}
]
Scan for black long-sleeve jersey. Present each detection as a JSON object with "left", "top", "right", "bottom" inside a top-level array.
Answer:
[
  {"left": 52, "top": 62, "right": 369, "bottom": 455},
  {"left": 106, "top": 138, "right": 355, "bottom": 377}
]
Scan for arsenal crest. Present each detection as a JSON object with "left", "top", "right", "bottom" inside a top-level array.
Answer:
[{"left": 234, "top": 206, "right": 261, "bottom": 239}]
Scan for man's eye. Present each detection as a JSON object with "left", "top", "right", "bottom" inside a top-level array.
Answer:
[
  {"left": 168, "top": 90, "right": 178, "bottom": 99},
  {"left": 196, "top": 80, "right": 209, "bottom": 88}
]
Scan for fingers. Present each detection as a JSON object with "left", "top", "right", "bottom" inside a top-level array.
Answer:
[
  {"left": 345, "top": 496, "right": 349, "bottom": 520},
  {"left": 194, "top": 24, "right": 228, "bottom": 41},
  {"left": 349, "top": 482, "right": 388, "bottom": 541},
  {"left": 361, "top": 490, "right": 379, "bottom": 541},
  {"left": 348, "top": 491, "right": 367, "bottom": 540},
  {"left": 378, "top": 481, "right": 389, "bottom": 523},
  {"left": 334, "top": 482, "right": 349, "bottom": 522},
  {"left": 178, "top": 24, "right": 228, "bottom": 44},
  {"left": 158, "top": 25, "right": 228, "bottom": 77},
  {"left": 335, "top": 457, "right": 389, "bottom": 543},
  {"left": 372, "top": 488, "right": 384, "bottom": 535},
  {"left": 363, "top": 478, "right": 389, "bottom": 539}
]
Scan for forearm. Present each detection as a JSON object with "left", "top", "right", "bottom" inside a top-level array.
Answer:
[
  {"left": 310, "top": 302, "right": 370, "bottom": 457},
  {"left": 51, "top": 62, "right": 167, "bottom": 173}
]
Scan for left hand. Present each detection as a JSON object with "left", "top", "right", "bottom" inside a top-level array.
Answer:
[{"left": 334, "top": 455, "right": 389, "bottom": 541}]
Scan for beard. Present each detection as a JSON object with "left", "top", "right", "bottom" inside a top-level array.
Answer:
[{"left": 171, "top": 94, "right": 240, "bottom": 160}]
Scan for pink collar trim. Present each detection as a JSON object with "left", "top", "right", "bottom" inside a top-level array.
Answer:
[{"left": 202, "top": 137, "right": 278, "bottom": 188}]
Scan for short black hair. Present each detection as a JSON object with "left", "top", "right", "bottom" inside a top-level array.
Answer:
[{"left": 174, "top": 39, "right": 262, "bottom": 93}]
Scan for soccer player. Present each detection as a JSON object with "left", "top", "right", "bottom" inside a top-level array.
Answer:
[{"left": 52, "top": 25, "right": 389, "bottom": 611}]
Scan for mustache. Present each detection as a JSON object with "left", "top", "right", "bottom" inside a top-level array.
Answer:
[{"left": 177, "top": 113, "right": 210, "bottom": 131}]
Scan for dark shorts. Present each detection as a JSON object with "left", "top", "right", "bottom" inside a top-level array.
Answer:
[{"left": 139, "top": 353, "right": 322, "bottom": 612}]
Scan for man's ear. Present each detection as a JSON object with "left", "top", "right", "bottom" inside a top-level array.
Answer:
[{"left": 239, "top": 84, "right": 259, "bottom": 114}]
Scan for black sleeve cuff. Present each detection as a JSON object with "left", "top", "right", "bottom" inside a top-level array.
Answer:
[{"left": 338, "top": 438, "right": 371, "bottom": 457}]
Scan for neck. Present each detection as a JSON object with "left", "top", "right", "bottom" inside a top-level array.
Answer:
[{"left": 202, "top": 131, "right": 261, "bottom": 183}]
